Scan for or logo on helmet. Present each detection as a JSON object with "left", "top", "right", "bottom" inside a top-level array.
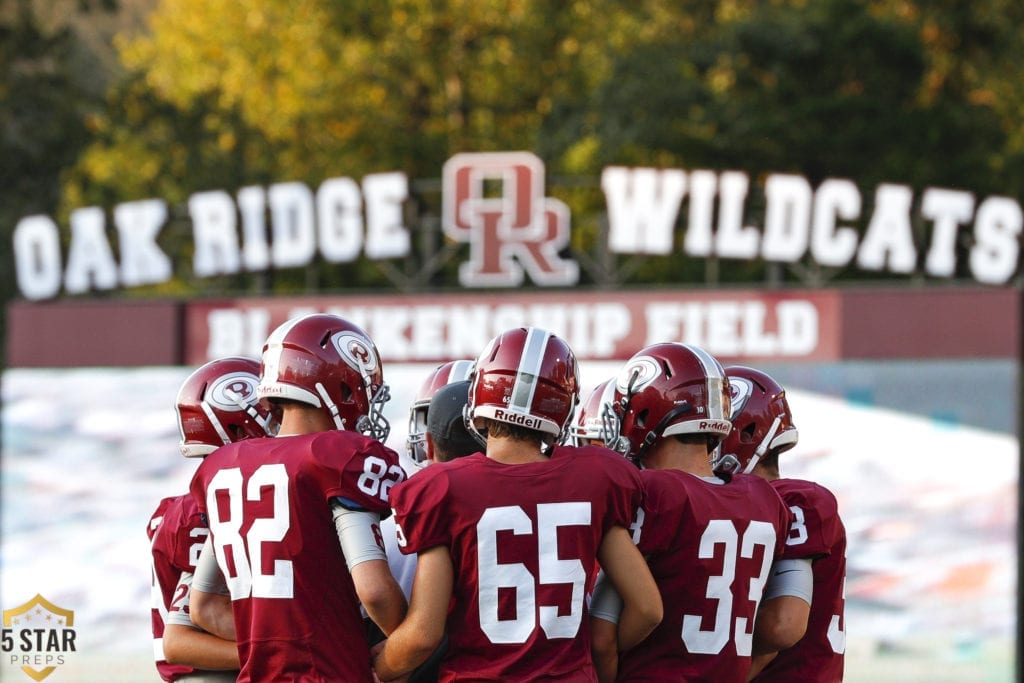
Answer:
[
  {"left": 206, "top": 372, "right": 260, "bottom": 412},
  {"left": 615, "top": 356, "right": 662, "bottom": 395},
  {"left": 333, "top": 332, "right": 379, "bottom": 374},
  {"left": 728, "top": 376, "right": 754, "bottom": 419},
  {"left": 176, "top": 357, "right": 277, "bottom": 458}
]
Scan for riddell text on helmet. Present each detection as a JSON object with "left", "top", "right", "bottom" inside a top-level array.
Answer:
[
  {"left": 494, "top": 409, "right": 542, "bottom": 430},
  {"left": 699, "top": 419, "right": 733, "bottom": 434}
]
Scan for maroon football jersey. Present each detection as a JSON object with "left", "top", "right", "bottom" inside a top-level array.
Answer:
[
  {"left": 753, "top": 478, "right": 846, "bottom": 683},
  {"left": 390, "top": 445, "right": 643, "bottom": 683},
  {"left": 190, "top": 431, "right": 405, "bottom": 683},
  {"left": 148, "top": 493, "right": 209, "bottom": 682},
  {"left": 618, "top": 471, "right": 792, "bottom": 682}
]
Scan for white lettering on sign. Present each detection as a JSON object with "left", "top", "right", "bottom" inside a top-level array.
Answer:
[
  {"left": 13, "top": 156, "right": 1023, "bottom": 302},
  {"left": 602, "top": 167, "right": 1024, "bottom": 283},
  {"left": 14, "top": 174, "right": 409, "bottom": 300},
  {"left": 204, "top": 302, "right": 634, "bottom": 362},
  {"left": 644, "top": 300, "right": 818, "bottom": 357},
  {"left": 201, "top": 297, "right": 822, "bottom": 363}
]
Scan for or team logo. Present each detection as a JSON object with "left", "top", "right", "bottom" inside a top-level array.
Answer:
[
  {"left": 207, "top": 371, "right": 260, "bottom": 411},
  {"left": 727, "top": 376, "right": 753, "bottom": 419},
  {"left": 616, "top": 356, "right": 662, "bottom": 395},
  {"left": 442, "top": 151, "right": 579, "bottom": 287},
  {"left": 332, "top": 332, "right": 379, "bottom": 375},
  {"left": 2, "top": 595, "right": 76, "bottom": 681}
]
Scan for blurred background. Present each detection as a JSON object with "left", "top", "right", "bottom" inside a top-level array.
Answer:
[{"left": 1, "top": 1, "right": 1020, "bottom": 681}]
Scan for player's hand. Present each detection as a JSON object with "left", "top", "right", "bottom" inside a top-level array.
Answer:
[{"left": 371, "top": 641, "right": 411, "bottom": 683}]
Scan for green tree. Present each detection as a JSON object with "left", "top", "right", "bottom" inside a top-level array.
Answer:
[
  {"left": 542, "top": 0, "right": 1024, "bottom": 285},
  {"left": 64, "top": 0, "right": 681, "bottom": 292},
  {"left": 0, "top": 0, "right": 117, "bottom": 359}
]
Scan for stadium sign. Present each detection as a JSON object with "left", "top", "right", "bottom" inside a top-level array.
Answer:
[
  {"left": 188, "top": 290, "right": 838, "bottom": 364},
  {"left": 11, "top": 152, "right": 1023, "bottom": 301}
]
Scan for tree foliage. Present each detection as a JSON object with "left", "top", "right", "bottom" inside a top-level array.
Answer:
[
  {"left": 0, "top": 0, "right": 117, "bottom": 363},
  {"left": 4, "top": 0, "right": 1024, "bottom": 301}
]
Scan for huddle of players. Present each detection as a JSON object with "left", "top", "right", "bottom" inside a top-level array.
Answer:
[{"left": 148, "top": 313, "right": 847, "bottom": 683}]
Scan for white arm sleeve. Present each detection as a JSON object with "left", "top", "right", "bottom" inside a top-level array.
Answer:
[
  {"left": 589, "top": 569, "right": 624, "bottom": 624},
  {"left": 164, "top": 571, "right": 199, "bottom": 628},
  {"left": 192, "top": 538, "right": 230, "bottom": 596},
  {"left": 380, "top": 515, "right": 417, "bottom": 600},
  {"left": 332, "top": 503, "right": 387, "bottom": 570},
  {"left": 762, "top": 558, "right": 814, "bottom": 604}
]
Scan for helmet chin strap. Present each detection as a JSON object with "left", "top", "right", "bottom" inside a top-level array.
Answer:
[
  {"left": 315, "top": 382, "right": 346, "bottom": 430},
  {"left": 200, "top": 400, "right": 233, "bottom": 446},
  {"left": 631, "top": 401, "right": 692, "bottom": 467},
  {"left": 224, "top": 388, "right": 275, "bottom": 436},
  {"left": 742, "top": 415, "right": 782, "bottom": 474}
]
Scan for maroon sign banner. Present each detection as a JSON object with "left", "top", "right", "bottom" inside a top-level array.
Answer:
[{"left": 184, "top": 289, "right": 841, "bottom": 365}]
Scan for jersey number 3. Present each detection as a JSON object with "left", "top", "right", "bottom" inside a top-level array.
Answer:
[{"left": 683, "top": 519, "right": 776, "bottom": 656}]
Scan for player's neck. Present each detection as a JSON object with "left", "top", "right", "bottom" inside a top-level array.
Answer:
[
  {"left": 753, "top": 463, "right": 780, "bottom": 481},
  {"left": 486, "top": 435, "right": 550, "bottom": 464},
  {"left": 277, "top": 406, "right": 335, "bottom": 436},
  {"left": 644, "top": 440, "right": 714, "bottom": 476}
]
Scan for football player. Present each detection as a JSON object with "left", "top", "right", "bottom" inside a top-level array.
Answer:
[
  {"left": 373, "top": 327, "right": 662, "bottom": 682},
  {"left": 386, "top": 368, "right": 480, "bottom": 603},
  {"left": 718, "top": 365, "right": 847, "bottom": 682},
  {"left": 148, "top": 356, "right": 277, "bottom": 682},
  {"left": 405, "top": 359, "right": 474, "bottom": 468},
  {"left": 188, "top": 314, "right": 408, "bottom": 682},
  {"left": 590, "top": 343, "right": 800, "bottom": 682},
  {"left": 570, "top": 377, "right": 618, "bottom": 447}
]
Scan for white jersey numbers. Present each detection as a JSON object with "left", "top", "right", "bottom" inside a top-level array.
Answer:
[
  {"left": 476, "top": 502, "right": 591, "bottom": 644},
  {"left": 206, "top": 464, "right": 294, "bottom": 600},
  {"left": 786, "top": 505, "right": 809, "bottom": 546},
  {"left": 357, "top": 455, "right": 405, "bottom": 502},
  {"left": 828, "top": 575, "right": 847, "bottom": 654},
  {"left": 682, "top": 519, "right": 776, "bottom": 656}
]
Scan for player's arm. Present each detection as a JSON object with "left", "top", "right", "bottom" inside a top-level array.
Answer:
[
  {"left": 333, "top": 504, "right": 408, "bottom": 635},
  {"left": 589, "top": 569, "right": 625, "bottom": 683},
  {"left": 373, "top": 545, "right": 453, "bottom": 682},
  {"left": 163, "top": 623, "right": 240, "bottom": 670},
  {"left": 747, "top": 651, "right": 778, "bottom": 681},
  {"left": 752, "top": 557, "right": 813, "bottom": 656},
  {"left": 189, "top": 538, "right": 236, "bottom": 640},
  {"left": 163, "top": 567, "right": 238, "bottom": 670},
  {"left": 596, "top": 525, "right": 663, "bottom": 651}
]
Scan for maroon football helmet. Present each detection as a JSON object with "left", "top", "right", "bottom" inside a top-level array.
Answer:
[
  {"left": 407, "top": 359, "right": 474, "bottom": 463},
  {"left": 176, "top": 356, "right": 279, "bottom": 458},
  {"left": 606, "top": 342, "right": 732, "bottom": 464},
  {"left": 467, "top": 327, "right": 579, "bottom": 447},
  {"left": 716, "top": 365, "right": 799, "bottom": 475},
  {"left": 570, "top": 377, "right": 618, "bottom": 446},
  {"left": 257, "top": 313, "right": 391, "bottom": 441}
]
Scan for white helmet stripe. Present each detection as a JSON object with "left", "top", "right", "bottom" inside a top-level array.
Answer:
[
  {"left": 200, "top": 401, "right": 233, "bottom": 446},
  {"left": 445, "top": 359, "right": 474, "bottom": 384},
  {"left": 261, "top": 315, "right": 305, "bottom": 385},
  {"left": 682, "top": 344, "right": 727, "bottom": 420},
  {"left": 509, "top": 327, "right": 551, "bottom": 413}
]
